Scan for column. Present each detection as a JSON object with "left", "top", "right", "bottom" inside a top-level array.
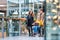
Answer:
[
  {"left": 19, "top": 0, "right": 21, "bottom": 36},
  {"left": 19, "top": 0, "right": 21, "bottom": 18},
  {"left": 7, "top": 0, "right": 9, "bottom": 16},
  {"left": 9, "top": 19, "right": 13, "bottom": 37},
  {"left": 2, "top": 14, "right": 4, "bottom": 38}
]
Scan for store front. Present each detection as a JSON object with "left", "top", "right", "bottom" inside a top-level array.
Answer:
[
  {"left": 7, "top": 19, "right": 20, "bottom": 36},
  {"left": 46, "top": 0, "right": 60, "bottom": 40},
  {"left": 7, "top": 0, "right": 45, "bottom": 37},
  {"left": 0, "top": 0, "right": 60, "bottom": 40}
]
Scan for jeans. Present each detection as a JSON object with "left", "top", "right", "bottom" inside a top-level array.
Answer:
[
  {"left": 38, "top": 27, "right": 44, "bottom": 36},
  {"left": 38, "top": 27, "right": 41, "bottom": 35}
]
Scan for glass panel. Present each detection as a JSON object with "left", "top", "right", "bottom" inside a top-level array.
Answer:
[
  {"left": 51, "top": 34, "right": 59, "bottom": 40},
  {"left": 46, "top": 0, "right": 60, "bottom": 40},
  {"left": 7, "top": 0, "right": 19, "bottom": 18},
  {"left": 7, "top": 0, "right": 20, "bottom": 37},
  {"left": 7, "top": 0, "right": 45, "bottom": 37},
  {"left": 12, "top": 20, "right": 19, "bottom": 36},
  {"left": 19, "top": 0, "right": 45, "bottom": 37}
]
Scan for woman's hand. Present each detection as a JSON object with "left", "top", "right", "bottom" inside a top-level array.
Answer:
[{"left": 32, "top": 22, "right": 35, "bottom": 25}]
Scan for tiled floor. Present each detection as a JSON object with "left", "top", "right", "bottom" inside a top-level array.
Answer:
[{"left": 0, "top": 36, "right": 44, "bottom": 40}]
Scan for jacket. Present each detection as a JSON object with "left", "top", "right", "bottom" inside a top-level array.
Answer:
[{"left": 26, "top": 15, "right": 34, "bottom": 26}]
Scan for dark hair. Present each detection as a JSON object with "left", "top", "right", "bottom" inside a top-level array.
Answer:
[
  {"left": 28, "top": 11, "right": 34, "bottom": 16},
  {"left": 40, "top": 8, "right": 43, "bottom": 11}
]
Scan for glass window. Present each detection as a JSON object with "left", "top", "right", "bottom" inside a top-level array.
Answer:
[
  {"left": 7, "top": 0, "right": 19, "bottom": 17},
  {"left": 46, "top": 0, "right": 60, "bottom": 40},
  {"left": 51, "top": 34, "right": 59, "bottom": 40}
]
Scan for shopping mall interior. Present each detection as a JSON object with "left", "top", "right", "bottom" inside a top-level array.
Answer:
[{"left": 0, "top": 0, "right": 60, "bottom": 40}]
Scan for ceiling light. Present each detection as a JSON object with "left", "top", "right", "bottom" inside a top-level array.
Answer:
[
  {"left": 0, "top": 5, "right": 6, "bottom": 7},
  {"left": 52, "top": 27, "right": 57, "bottom": 31},
  {"left": 56, "top": 5, "right": 60, "bottom": 8},
  {"left": 59, "top": 5, "right": 60, "bottom": 8},
  {"left": 56, "top": 6, "right": 59, "bottom": 8},
  {"left": 0, "top": 12, "right": 4, "bottom": 14},
  {"left": 49, "top": 0, "right": 53, "bottom": 2},
  {"left": 53, "top": 15, "right": 58, "bottom": 19},
  {"left": 51, "top": 9, "right": 57, "bottom": 13},
  {"left": 46, "top": 0, "right": 49, "bottom": 3},
  {"left": 53, "top": 2, "right": 57, "bottom": 4},
  {"left": 55, "top": 0, "right": 58, "bottom": 3},
  {"left": 47, "top": 16, "right": 51, "bottom": 19},
  {"left": 58, "top": 16, "right": 60, "bottom": 19},
  {"left": 59, "top": 25, "right": 60, "bottom": 28}
]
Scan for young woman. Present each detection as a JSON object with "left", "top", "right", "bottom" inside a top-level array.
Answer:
[
  {"left": 37, "top": 8, "right": 44, "bottom": 37},
  {"left": 26, "top": 10, "right": 34, "bottom": 36}
]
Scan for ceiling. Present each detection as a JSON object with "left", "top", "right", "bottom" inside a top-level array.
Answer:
[
  {"left": 0, "top": 0, "right": 7, "bottom": 11},
  {"left": 0, "top": 0, "right": 19, "bottom": 11},
  {"left": 0, "top": 0, "right": 45, "bottom": 11},
  {"left": 0, "top": 0, "right": 7, "bottom": 5}
]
